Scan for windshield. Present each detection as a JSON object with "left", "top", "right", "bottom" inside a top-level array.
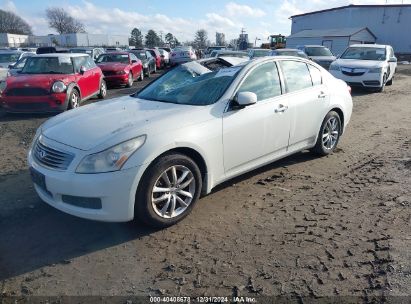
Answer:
[
  {"left": 133, "top": 52, "right": 147, "bottom": 60},
  {"left": 0, "top": 53, "right": 20, "bottom": 63},
  {"left": 341, "top": 47, "right": 386, "bottom": 61},
  {"left": 305, "top": 47, "right": 333, "bottom": 57},
  {"left": 252, "top": 50, "right": 271, "bottom": 57},
  {"left": 136, "top": 62, "right": 242, "bottom": 105},
  {"left": 96, "top": 54, "right": 129, "bottom": 63},
  {"left": 21, "top": 57, "right": 74, "bottom": 74}
]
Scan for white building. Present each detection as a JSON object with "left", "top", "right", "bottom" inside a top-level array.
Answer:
[
  {"left": 29, "top": 33, "right": 129, "bottom": 47},
  {"left": 286, "top": 27, "right": 376, "bottom": 56},
  {"left": 289, "top": 4, "right": 411, "bottom": 55},
  {"left": 0, "top": 33, "right": 29, "bottom": 47}
]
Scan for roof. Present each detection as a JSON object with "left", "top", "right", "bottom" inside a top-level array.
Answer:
[
  {"left": 35, "top": 53, "right": 89, "bottom": 58},
  {"left": 287, "top": 27, "right": 376, "bottom": 39},
  {"left": 349, "top": 44, "right": 388, "bottom": 48},
  {"left": 290, "top": 4, "right": 411, "bottom": 18}
]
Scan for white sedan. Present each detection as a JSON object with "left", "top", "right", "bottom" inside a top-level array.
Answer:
[
  {"left": 329, "top": 44, "right": 397, "bottom": 92},
  {"left": 28, "top": 57, "right": 352, "bottom": 228}
]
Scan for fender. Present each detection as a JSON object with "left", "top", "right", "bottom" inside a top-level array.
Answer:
[{"left": 64, "top": 82, "right": 81, "bottom": 108}]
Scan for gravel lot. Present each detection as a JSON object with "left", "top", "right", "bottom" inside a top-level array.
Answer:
[{"left": 0, "top": 66, "right": 410, "bottom": 301}]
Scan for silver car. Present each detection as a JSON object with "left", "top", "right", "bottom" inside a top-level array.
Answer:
[
  {"left": 170, "top": 47, "right": 197, "bottom": 65},
  {"left": 0, "top": 51, "right": 35, "bottom": 80}
]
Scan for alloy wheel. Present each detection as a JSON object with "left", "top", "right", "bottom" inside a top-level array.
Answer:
[
  {"left": 101, "top": 81, "right": 107, "bottom": 97},
  {"left": 322, "top": 117, "right": 340, "bottom": 150},
  {"left": 151, "top": 165, "right": 196, "bottom": 219},
  {"left": 128, "top": 73, "right": 133, "bottom": 86},
  {"left": 71, "top": 92, "right": 79, "bottom": 108}
]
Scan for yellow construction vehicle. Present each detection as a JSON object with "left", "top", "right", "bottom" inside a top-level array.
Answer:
[{"left": 261, "top": 34, "right": 286, "bottom": 49}]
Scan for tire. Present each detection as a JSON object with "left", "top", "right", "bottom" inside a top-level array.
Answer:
[
  {"left": 154, "top": 65, "right": 157, "bottom": 74},
  {"left": 144, "top": 67, "right": 150, "bottom": 78},
  {"left": 386, "top": 76, "right": 393, "bottom": 86},
  {"left": 67, "top": 89, "right": 80, "bottom": 110},
  {"left": 126, "top": 72, "right": 133, "bottom": 88},
  {"left": 377, "top": 73, "right": 387, "bottom": 92},
  {"left": 135, "top": 153, "right": 202, "bottom": 228},
  {"left": 311, "top": 111, "right": 342, "bottom": 156},
  {"left": 97, "top": 80, "right": 107, "bottom": 99},
  {"left": 138, "top": 69, "right": 144, "bottom": 82}
]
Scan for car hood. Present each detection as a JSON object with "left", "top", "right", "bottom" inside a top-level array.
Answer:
[
  {"left": 333, "top": 59, "right": 385, "bottom": 69},
  {"left": 0, "top": 61, "right": 14, "bottom": 68},
  {"left": 6, "top": 74, "right": 71, "bottom": 88},
  {"left": 42, "top": 96, "right": 212, "bottom": 151},
  {"left": 97, "top": 63, "right": 128, "bottom": 71},
  {"left": 310, "top": 56, "right": 336, "bottom": 62}
]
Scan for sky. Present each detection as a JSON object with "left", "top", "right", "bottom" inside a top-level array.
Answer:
[{"left": 1, "top": 0, "right": 411, "bottom": 44}]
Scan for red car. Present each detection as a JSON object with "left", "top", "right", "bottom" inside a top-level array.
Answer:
[
  {"left": 0, "top": 53, "right": 106, "bottom": 113},
  {"left": 96, "top": 52, "right": 143, "bottom": 87}
]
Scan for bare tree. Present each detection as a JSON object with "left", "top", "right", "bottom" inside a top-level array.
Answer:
[
  {"left": 0, "top": 9, "right": 32, "bottom": 35},
  {"left": 46, "top": 7, "right": 85, "bottom": 34}
]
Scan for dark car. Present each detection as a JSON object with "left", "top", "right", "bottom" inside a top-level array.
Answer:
[
  {"left": 129, "top": 50, "right": 156, "bottom": 77},
  {"left": 36, "top": 47, "right": 69, "bottom": 54},
  {"left": 96, "top": 52, "right": 143, "bottom": 87},
  {"left": 134, "top": 48, "right": 163, "bottom": 70},
  {"left": 269, "top": 48, "right": 309, "bottom": 59},
  {"left": 297, "top": 45, "right": 336, "bottom": 69},
  {"left": 0, "top": 53, "right": 106, "bottom": 113}
]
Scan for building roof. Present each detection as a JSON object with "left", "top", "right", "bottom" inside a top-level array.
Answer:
[
  {"left": 290, "top": 4, "right": 411, "bottom": 18},
  {"left": 287, "top": 27, "right": 376, "bottom": 39}
]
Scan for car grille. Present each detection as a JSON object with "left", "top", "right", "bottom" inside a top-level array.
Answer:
[
  {"left": 103, "top": 71, "right": 116, "bottom": 76},
  {"left": 342, "top": 71, "right": 365, "bottom": 76},
  {"left": 33, "top": 138, "right": 74, "bottom": 170},
  {"left": 10, "top": 102, "right": 50, "bottom": 110},
  {"left": 6, "top": 87, "right": 49, "bottom": 96}
]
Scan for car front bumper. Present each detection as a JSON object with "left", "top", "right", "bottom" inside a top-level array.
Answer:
[
  {"left": 329, "top": 70, "right": 383, "bottom": 88},
  {"left": 0, "top": 93, "right": 67, "bottom": 113},
  {"left": 103, "top": 74, "right": 129, "bottom": 85},
  {"left": 28, "top": 144, "right": 145, "bottom": 222}
]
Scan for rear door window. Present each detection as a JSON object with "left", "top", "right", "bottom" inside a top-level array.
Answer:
[
  {"left": 308, "top": 64, "right": 322, "bottom": 86},
  {"left": 280, "top": 60, "right": 313, "bottom": 92}
]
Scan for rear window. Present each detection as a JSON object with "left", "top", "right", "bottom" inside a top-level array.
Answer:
[{"left": 305, "top": 47, "right": 333, "bottom": 57}]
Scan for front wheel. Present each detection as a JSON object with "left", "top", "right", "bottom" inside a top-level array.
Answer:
[
  {"left": 135, "top": 153, "right": 202, "bottom": 228},
  {"left": 125, "top": 72, "right": 133, "bottom": 88},
  {"left": 97, "top": 80, "right": 107, "bottom": 99},
  {"left": 311, "top": 111, "right": 341, "bottom": 156},
  {"left": 377, "top": 73, "right": 387, "bottom": 92},
  {"left": 67, "top": 89, "right": 80, "bottom": 110},
  {"left": 138, "top": 69, "right": 144, "bottom": 81}
]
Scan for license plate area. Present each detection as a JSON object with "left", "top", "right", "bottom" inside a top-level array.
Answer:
[{"left": 30, "top": 167, "right": 51, "bottom": 196}]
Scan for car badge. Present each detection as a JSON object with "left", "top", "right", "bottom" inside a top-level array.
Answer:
[
  {"left": 38, "top": 150, "right": 47, "bottom": 159},
  {"left": 24, "top": 84, "right": 30, "bottom": 87}
]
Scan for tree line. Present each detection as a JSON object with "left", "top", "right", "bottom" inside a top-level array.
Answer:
[{"left": 1, "top": 7, "right": 223, "bottom": 50}]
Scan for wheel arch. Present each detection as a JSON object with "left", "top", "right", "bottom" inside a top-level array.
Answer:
[{"left": 330, "top": 107, "right": 344, "bottom": 134}]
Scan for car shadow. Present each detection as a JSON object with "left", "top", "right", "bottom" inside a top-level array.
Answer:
[
  {"left": 0, "top": 170, "right": 158, "bottom": 281},
  {"left": 0, "top": 150, "right": 322, "bottom": 281},
  {"left": 0, "top": 108, "right": 55, "bottom": 122}
]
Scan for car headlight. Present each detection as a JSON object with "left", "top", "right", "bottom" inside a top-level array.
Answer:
[
  {"left": 51, "top": 81, "right": 67, "bottom": 93},
  {"left": 368, "top": 67, "right": 382, "bottom": 73},
  {"left": 329, "top": 64, "right": 340, "bottom": 71},
  {"left": 116, "top": 70, "right": 126, "bottom": 75},
  {"left": 76, "top": 136, "right": 146, "bottom": 174}
]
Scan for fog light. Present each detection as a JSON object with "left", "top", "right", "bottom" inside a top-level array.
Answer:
[
  {"left": 55, "top": 100, "right": 61, "bottom": 105},
  {"left": 62, "top": 195, "right": 102, "bottom": 209}
]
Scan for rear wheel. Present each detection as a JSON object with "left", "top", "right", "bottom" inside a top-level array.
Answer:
[
  {"left": 386, "top": 75, "right": 393, "bottom": 86},
  {"left": 67, "top": 89, "right": 80, "bottom": 110},
  {"left": 154, "top": 65, "right": 157, "bottom": 74},
  {"left": 97, "top": 80, "right": 107, "bottom": 99},
  {"left": 311, "top": 111, "right": 341, "bottom": 156},
  {"left": 135, "top": 153, "right": 202, "bottom": 228},
  {"left": 126, "top": 72, "right": 133, "bottom": 88}
]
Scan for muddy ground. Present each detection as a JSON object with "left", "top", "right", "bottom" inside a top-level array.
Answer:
[{"left": 0, "top": 67, "right": 410, "bottom": 302}]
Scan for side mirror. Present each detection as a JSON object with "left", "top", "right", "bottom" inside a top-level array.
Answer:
[
  {"left": 233, "top": 92, "right": 257, "bottom": 109},
  {"left": 388, "top": 57, "right": 397, "bottom": 63},
  {"left": 131, "top": 59, "right": 137, "bottom": 63},
  {"left": 336, "top": 54, "right": 341, "bottom": 58},
  {"left": 79, "top": 66, "right": 86, "bottom": 74},
  {"left": 8, "top": 64, "right": 14, "bottom": 69}
]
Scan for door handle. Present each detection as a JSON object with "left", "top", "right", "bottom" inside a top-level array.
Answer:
[
  {"left": 318, "top": 91, "right": 327, "bottom": 99},
  {"left": 275, "top": 104, "right": 288, "bottom": 113}
]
